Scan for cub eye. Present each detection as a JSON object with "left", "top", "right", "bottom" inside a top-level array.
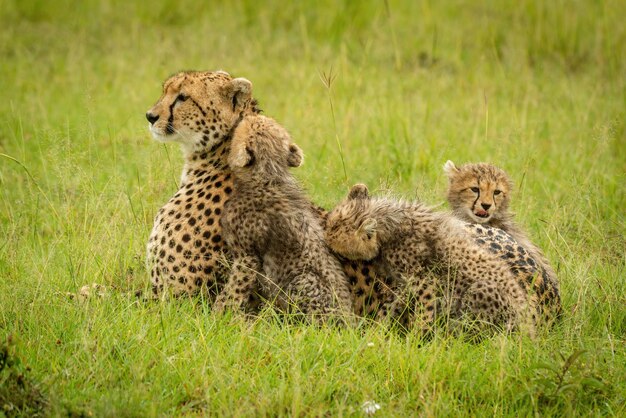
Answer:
[
  {"left": 176, "top": 93, "right": 188, "bottom": 102},
  {"left": 494, "top": 190, "right": 502, "bottom": 195},
  {"left": 470, "top": 187, "right": 480, "bottom": 193}
]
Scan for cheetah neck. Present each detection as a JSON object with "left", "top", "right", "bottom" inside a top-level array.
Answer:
[
  {"left": 232, "top": 174, "right": 310, "bottom": 211},
  {"left": 476, "top": 210, "right": 516, "bottom": 233},
  {"left": 233, "top": 170, "right": 300, "bottom": 191},
  {"left": 179, "top": 112, "right": 247, "bottom": 186},
  {"left": 180, "top": 141, "right": 231, "bottom": 186},
  {"left": 485, "top": 214, "right": 528, "bottom": 248}
]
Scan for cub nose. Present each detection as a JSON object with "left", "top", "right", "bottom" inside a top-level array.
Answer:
[
  {"left": 146, "top": 112, "right": 159, "bottom": 124},
  {"left": 481, "top": 203, "right": 492, "bottom": 210}
]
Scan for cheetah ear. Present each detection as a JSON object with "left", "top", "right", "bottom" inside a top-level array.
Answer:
[
  {"left": 229, "top": 77, "right": 253, "bottom": 111},
  {"left": 443, "top": 160, "right": 460, "bottom": 178},
  {"left": 358, "top": 218, "right": 377, "bottom": 239},
  {"left": 229, "top": 144, "right": 255, "bottom": 168},
  {"left": 287, "top": 143, "right": 303, "bottom": 167},
  {"left": 232, "top": 77, "right": 252, "bottom": 96},
  {"left": 348, "top": 183, "right": 370, "bottom": 200}
]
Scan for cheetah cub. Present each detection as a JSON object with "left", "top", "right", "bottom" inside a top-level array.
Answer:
[
  {"left": 443, "top": 160, "right": 561, "bottom": 317},
  {"left": 216, "top": 115, "right": 354, "bottom": 322},
  {"left": 325, "top": 184, "right": 544, "bottom": 335}
]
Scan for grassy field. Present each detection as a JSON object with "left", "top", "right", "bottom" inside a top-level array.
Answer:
[{"left": 1, "top": 0, "right": 624, "bottom": 416}]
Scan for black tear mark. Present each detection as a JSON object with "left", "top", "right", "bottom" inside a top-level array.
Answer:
[
  {"left": 244, "top": 146, "right": 255, "bottom": 167},
  {"left": 232, "top": 93, "right": 238, "bottom": 111},
  {"left": 166, "top": 98, "right": 176, "bottom": 135}
]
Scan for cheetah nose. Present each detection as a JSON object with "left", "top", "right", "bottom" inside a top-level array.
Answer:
[
  {"left": 481, "top": 203, "right": 492, "bottom": 210},
  {"left": 146, "top": 112, "right": 159, "bottom": 124}
]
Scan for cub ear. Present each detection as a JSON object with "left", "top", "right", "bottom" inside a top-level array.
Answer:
[
  {"left": 443, "top": 160, "right": 460, "bottom": 177},
  {"left": 287, "top": 143, "right": 303, "bottom": 167},
  {"left": 229, "top": 144, "right": 255, "bottom": 168},
  {"left": 232, "top": 77, "right": 252, "bottom": 96},
  {"left": 358, "top": 218, "right": 377, "bottom": 239},
  {"left": 348, "top": 183, "right": 370, "bottom": 200},
  {"left": 228, "top": 77, "right": 253, "bottom": 111}
]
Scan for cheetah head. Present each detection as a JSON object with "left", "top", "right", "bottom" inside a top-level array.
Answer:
[
  {"left": 228, "top": 115, "right": 303, "bottom": 180},
  {"left": 325, "top": 184, "right": 380, "bottom": 261},
  {"left": 146, "top": 70, "right": 259, "bottom": 155},
  {"left": 443, "top": 160, "right": 512, "bottom": 224}
]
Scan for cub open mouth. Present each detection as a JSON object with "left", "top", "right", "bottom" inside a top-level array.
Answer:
[{"left": 474, "top": 210, "right": 490, "bottom": 218}]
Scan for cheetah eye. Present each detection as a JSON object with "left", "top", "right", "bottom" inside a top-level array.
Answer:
[
  {"left": 494, "top": 190, "right": 502, "bottom": 195},
  {"left": 470, "top": 187, "right": 480, "bottom": 193},
  {"left": 176, "top": 93, "right": 188, "bottom": 102}
]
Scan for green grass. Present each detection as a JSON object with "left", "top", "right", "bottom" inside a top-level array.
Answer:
[{"left": 1, "top": 0, "right": 624, "bottom": 416}]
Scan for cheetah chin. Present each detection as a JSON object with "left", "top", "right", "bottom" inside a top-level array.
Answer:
[{"left": 148, "top": 126, "right": 170, "bottom": 143}]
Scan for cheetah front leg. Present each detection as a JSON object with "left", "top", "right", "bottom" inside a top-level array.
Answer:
[
  {"left": 396, "top": 272, "right": 438, "bottom": 333},
  {"left": 281, "top": 272, "right": 356, "bottom": 325},
  {"left": 376, "top": 269, "right": 438, "bottom": 333},
  {"left": 213, "top": 254, "right": 262, "bottom": 314}
]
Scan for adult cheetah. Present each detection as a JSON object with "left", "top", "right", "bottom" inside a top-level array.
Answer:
[
  {"left": 145, "top": 70, "right": 259, "bottom": 297},
  {"left": 325, "top": 184, "right": 556, "bottom": 335},
  {"left": 215, "top": 115, "right": 354, "bottom": 321}
]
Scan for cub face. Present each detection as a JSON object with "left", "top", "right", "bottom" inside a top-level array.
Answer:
[
  {"left": 325, "top": 184, "right": 380, "bottom": 261},
  {"left": 145, "top": 70, "right": 256, "bottom": 154},
  {"left": 443, "top": 160, "right": 512, "bottom": 224},
  {"left": 228, "top": 115, "right": 303, "bottom": 179}
]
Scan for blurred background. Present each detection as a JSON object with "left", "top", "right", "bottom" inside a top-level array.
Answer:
[{"left": 1, "top": 0, "right": 624, "bottom": 292}]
